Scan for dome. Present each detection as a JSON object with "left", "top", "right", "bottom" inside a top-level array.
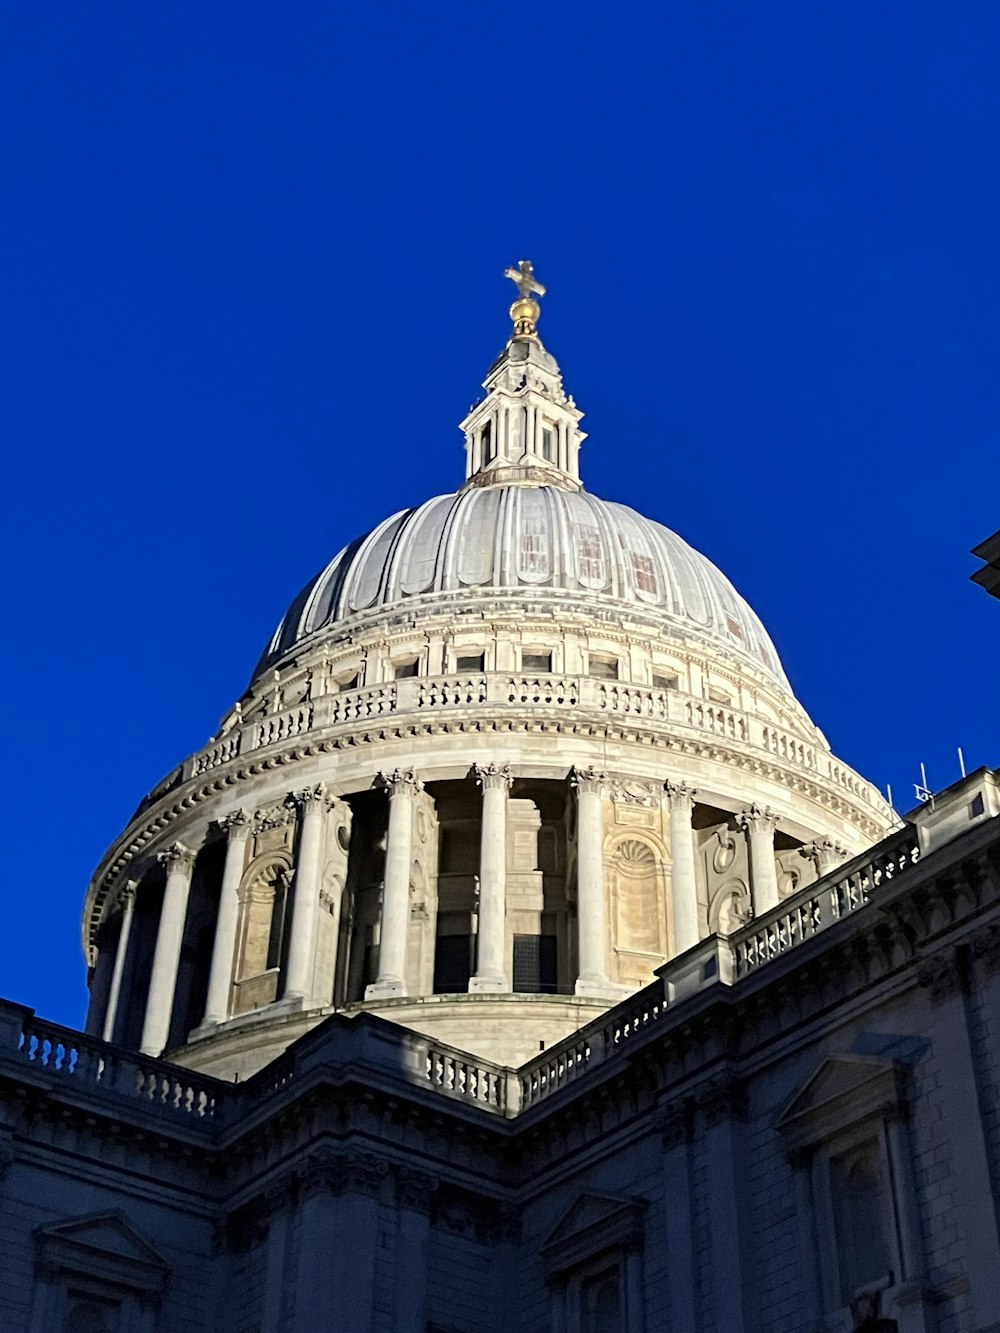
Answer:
[{"left": 259, "top": 485, "right": 791, "bottom": 692}]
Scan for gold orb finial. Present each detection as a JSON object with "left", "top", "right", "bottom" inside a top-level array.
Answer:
[{"left": 504, "top": 259, "right": 546, "bottom": 339}]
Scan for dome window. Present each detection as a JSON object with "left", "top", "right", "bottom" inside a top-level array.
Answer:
[
  {"left": 542, "top": 426, "right": 554, "bottom": 461},
  {"left": 338, "top": 672, "right": 360, "bottom": 692},
  {"left": 588, "top": 654, "right": 619, "bottom": 681},
  {"left": 393, "top": 659, "right": 419, "bottom": 680},
  {"left": 481, "top": 420, "right": 494, "bottom": 462},
  {"left": 522, "top": 651, "right": 552, "bottom": 673},
  {"left": 456, "top": 652, "right": 485, "bottom": 673},
  {"left": 653, "top": 673, "right": 678, "bottom": 691}
]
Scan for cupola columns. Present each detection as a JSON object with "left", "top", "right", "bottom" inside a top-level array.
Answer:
[
  {"left": 739, "top": 806, "right": 780, "bottom": 915},
  {"left": 140, "top": 843, "right": 196, "bottom": 1056},
  {"left": 366, "top": 770, "right": 422, "bottom": 1001},
  {"left": 665, "top": 782, "right": 701, "bottom": 954},
  {"left": 469, "top": 765, "right": 513, "bottom": 993},
  {"left": 284, "top": 788, "right": 331, "bottom": 1003},
  {"left": 572, "top": 768, "right": 616, "bottom": 997},
  {"left": 202, "top": 811, "right": 251, "bottom": 1024},
  {"left": 101, "top": 882, "right": 136, "bottom": 1043}
]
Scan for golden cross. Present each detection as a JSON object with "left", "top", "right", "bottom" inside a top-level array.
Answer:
[{"left": 504, "top": 259, "right": 546, "bottom": 301}]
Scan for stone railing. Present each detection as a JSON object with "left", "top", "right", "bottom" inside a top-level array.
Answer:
[
  {"left": 181, "top": 673, "right": 885, "bottom": 818},
  {"left": 425, "top": 1044, "right": 507, "bottom": 1110},
  {"left": 5, "top": 1010, "right": 227, "bottom": 1124},
  {"left": 732, "top": 830, "right": 921, "bottom": 978},
  {"left": 252, "top": 702, "right": 313, "bottom": 750},
  {"left": 519, "top": 988, "right": 669, "bottom": 1111}
]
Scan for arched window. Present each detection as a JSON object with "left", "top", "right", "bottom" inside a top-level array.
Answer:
[
  {"left": 582, "top": 1271, "right": 621, "bottom": 1333},
  {"left": 65, "top": 1302, "right": 109, "bottom": 1333},
  {"left": 832, "top": 1145, "right": 891, "bottom": 1301}
]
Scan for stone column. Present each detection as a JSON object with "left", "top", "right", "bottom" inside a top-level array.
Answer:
[
  {"left": 738, "top": 804, "right": 779, "bottom": 915},
  {"left": 366, "top": 769, "right": 421, "bottom": 1000},
  {"left": 102, "top": 881, "right": 136, "bottom": 1043},
  {"left": 284, "top": 786, "right": 331, "bottom": 1002},
  {"left": 140, "top": 842, "right": 196, "bottom": 1056},
  {"left": 470, "top": 764, "right": 512, "bottom": 992},
  {"left": 395, "top": 1167, "right": 437, "bottom": 1333},
  {"left": 573, "top": 767, "right": 613, "bottom": 995},
  {"left": 665, "top": 781, "right": 700, "bottom": 954},
  {"left": 202, "top": 810, "right": 251, "bottom": 1024},
  {"left": 697, "top": 1074, "right": 752, "bottom": 1332}
]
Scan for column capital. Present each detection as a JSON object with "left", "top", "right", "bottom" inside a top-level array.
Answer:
[
  {"left": 157, "top": 841, "right": 195, "bottom": 875},
  {"left": 473, "top": 762, "right": 512, "bottom": 792},
  {"left": 117, "top": 879, "right": 138, "bottom": 911},
  {"left": 737, "top": 804, "right": 777, "bottom": 835},
  {"left": 374, "top": 768, "right": 422, "bottom": 799},
  {"left": 219, "top": 808, "right": 253, "bottom": 839},
  {"left": 664, "top": 779, "right": 698, "bottom": 812},
  {"left": 799, "top": 837, "right": 848, "bottom": 875},
  {"left": 289, "top": 784, "right": 333, "bottom": 814},
  {"left": 571, "top": 764, "right": 608, "bottom": 796}
]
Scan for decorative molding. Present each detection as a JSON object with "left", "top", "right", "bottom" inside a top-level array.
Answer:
[
  {"left": 219, "top": 808, "right": 252, "bottom": 839},
  {"left": 664, "top": 779, "right": 697, "bottom": 812},
  {"left": 395, "top": 1165, "right": 439, "bottom": 1212},
  {"left": 253, "top": 803, "right": 297, "bottom": 832},
  {"left": 472, "top": 762, "right": 513, "bottom": 792},
  {"left": 916, "top": 949, "right": 965, "bottom": 1002},
  {"left": 374, "top": 769, "right": 423, "bottom": 799},
  {"left": 571, "top": 765, "right": 608, "bottom": 796},
  {"left": 156, "top": 842, "right": 195, "bottom": 875},
  {"left": 654, "top": 1100, "right": 690, "bottom": 1149},
  {"left": 969, "top": 921, "right": 1000, "bottom": 977},
  {"left": 695, "top": 1072, "right": 747, "bottom": 1126},
  {"left": 737, "top": 804, "right": 777, "bottom": 836},
  {"left": 800, "top": 837, "right": 849, "bottom": 874},
  {"left": 289, "top": 784, "right": 332, "bottom": 814},
  {"left": 298, "top": 1148, "right": 389, "bottom": 1200}
]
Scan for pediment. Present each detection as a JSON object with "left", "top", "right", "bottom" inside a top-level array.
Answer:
[
  {"left": 541, "top": 1192, "right": 645, "bottom": 1281},
  {"left": 776, "top": 1056, "right": 905, "bottom": 1151},
  {"left": 35, "top": 1211, "right": 170, "bottom": 1297}
]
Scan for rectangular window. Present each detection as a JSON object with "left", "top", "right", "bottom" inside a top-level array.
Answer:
[
  {"left": 542, "top": 426, "right": 554, "bottom": 461},
  {"left": 589, "top": 656, "right": 619, "bottom": 680},
  {"left": 708, "top": 686, "right": 732, "bottom": 705},
  {"left": 513, "top": 935, "right": 558, "bottom": 993},
  {"left": 481, "top": 420, "right": 493, "bottom": 462},
  {"left": 456, "top": 652, "right": 485, "bottom": 672},
  {"left": 339, "top": 673, "right": 360, "bottom": 691},
  {"left": 522, "top": 651, "right": 553, "bottom": 673},
  {"left": 653, "top": 673, "right": 679, "bottom": 691},
  {"left": 394, "top": 660, "right": 419, "bottom": 679},
  {"left": 433, "top": 934, "right": 474, "bottom": 993}
]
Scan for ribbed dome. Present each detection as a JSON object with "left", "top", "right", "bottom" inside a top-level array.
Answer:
[{"left": 259, "top": 485, "right": 791, "bottom": 691}]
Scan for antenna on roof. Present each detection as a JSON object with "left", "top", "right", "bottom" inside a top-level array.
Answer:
[
  {"left": 914, "top": 762, "right": 934, "bottom": 809},
  {"left": 958, "top": 747, "right": 967, "bottom": 779}
]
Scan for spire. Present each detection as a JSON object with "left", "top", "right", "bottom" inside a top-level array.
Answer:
[{"left": 459, "top": 262, "right": 586, "bottom": 491}]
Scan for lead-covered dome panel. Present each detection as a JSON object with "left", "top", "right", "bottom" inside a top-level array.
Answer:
[{"left": 260, "top": 486, "right": 790, "bottom": 689}]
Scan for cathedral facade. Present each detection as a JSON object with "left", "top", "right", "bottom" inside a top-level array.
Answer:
[{"left": 1, "top": 268, "right": 998, "bottom": 1333}]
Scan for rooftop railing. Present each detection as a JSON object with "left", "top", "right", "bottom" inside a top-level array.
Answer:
[{"left": 180, "top": 673, "right": 884, "bottom": 817}]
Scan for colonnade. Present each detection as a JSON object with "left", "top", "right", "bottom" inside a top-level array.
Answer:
[{"left": 95, "top": 768, "right": 794, "bottom": 1058}]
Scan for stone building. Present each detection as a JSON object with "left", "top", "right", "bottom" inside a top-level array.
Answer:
[{"left": 1, "top": 266, "right": 998, "bottom": 1333}]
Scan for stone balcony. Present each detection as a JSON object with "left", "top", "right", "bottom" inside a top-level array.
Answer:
[{"left": 179, "top": 673, "right": 888, "bottom": 820}]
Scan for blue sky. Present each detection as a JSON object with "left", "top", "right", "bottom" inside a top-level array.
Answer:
[{"left": 2, "top": 3, "right": 998, "bottom": 1027}]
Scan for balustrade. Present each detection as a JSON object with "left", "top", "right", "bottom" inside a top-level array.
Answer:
[
  {"left": 424, "top": 1045, "right": 506, "bottom": 1109},
  {"left": 732, "top": 832, "right": 920, "bottom": 978},
  {"left": 329, "top": 684, "right": 396, "bottom": 724},
  {"left": 183, "top": 672, "right": 885, "bottom": 820},
  {"left": 254, "top": 702, "right": 313, "bottom": 749},
  {"left": 14, "top": 1017, "right": 225, "bottom": 1122}
]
